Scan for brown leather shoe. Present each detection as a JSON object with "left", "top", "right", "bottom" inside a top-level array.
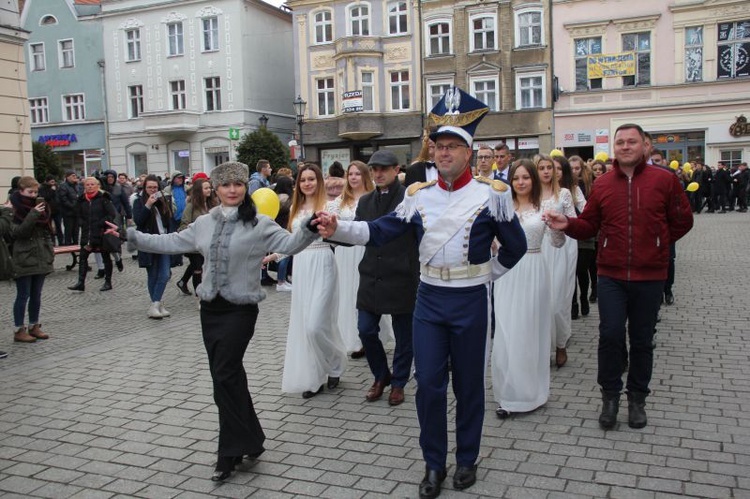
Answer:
[
  {"left": 365, "top": 373, "right": 391, "bottom": 402},
  {"left": 555, "top": 347, "right": 567, "bottom": 369},
  {"left": 29, "top": 324, "right": 49, "bottom": 340},
  {"left": 388, "top": 387, "right": 405, "bottom": 406},
  {"left": 13, "top": 327, "right": 36, "bottom": 343}
]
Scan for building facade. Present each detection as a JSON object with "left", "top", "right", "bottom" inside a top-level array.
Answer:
[
  {"left": 287, "top": 0, "right": 423, "bottom": 169},
  {"left": 553, "top": 0, "right": 750, "bottom": 167},
  {"left": 21, "top": 0, "right": 107, "bottom": 176},
  {"left": 100, "top": 0, "right": 297, "bottom": 178},
  {"left": 1, "top": 1, "right": 33, "bottom": 193},
  {"left": 421, "top": 0, "right": 554, "bottom": 159}
]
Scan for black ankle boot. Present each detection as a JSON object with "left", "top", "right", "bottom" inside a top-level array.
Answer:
[
  {"left": 627, "top": 391, "right": 647, "bottom": 428},
  {"left": 68, "top": 281, "right": 85, "bottom": 291},
  {"left": 599, "top": 390, "right": 620, "bottom": 430},
  {"left": 94, "top": 269, "right": 105, "bottom": 280},
  {"left": 100, "top": 280, "right": 112, "bottom": 291},
  {"left": 581, "top": 298, "right": 590, "bottom": 316}
]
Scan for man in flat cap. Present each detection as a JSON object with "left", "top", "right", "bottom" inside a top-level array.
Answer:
[{"left": 318, "top": 87, "right": 527, "bottom": 499}]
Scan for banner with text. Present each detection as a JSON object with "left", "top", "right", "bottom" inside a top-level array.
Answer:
[{"left": 587, "top": 52, "right": 636, "bottom": 79}]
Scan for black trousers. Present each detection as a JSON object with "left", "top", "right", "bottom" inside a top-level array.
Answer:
[
  {"left": 573, "top": 247, "right": 595, "bottom": 310},
  {"left": 63, "top": 215, "right": 79, "bottom": 245},
  {"left": 180, "top": 253, "right": 204, "bottom": 289},
  {"left": 78, "top": 247, "right": 111, "bottom": 281},
  {"left": 200, "top": 296, "right": 265, "bottom": 458}
]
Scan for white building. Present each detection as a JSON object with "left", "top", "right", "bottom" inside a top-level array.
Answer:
[{"left": 100, "top": 0, "right": 296, "bottom": 177}]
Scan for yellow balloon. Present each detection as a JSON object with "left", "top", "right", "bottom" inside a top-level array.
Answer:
[
  {"left": 669, "top": 160, "right": 679, "bottom": 170},
  {"left": 550, "top": 149, "right": 564, "bottom": 158},
  {"left": 686, "top": 182, "right": 700, "bottom": 192},
  {"left": 251, "top": 187, "right": 280, "bottom": 219},
  {"left": 682, "top": 162, "right": 692, "bottom": 170},
  {"left": 594, "top": 152, "right": 609, "bottom": 162}
]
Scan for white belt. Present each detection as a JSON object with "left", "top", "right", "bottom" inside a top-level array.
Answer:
[{"left": 420, "top": 262, "right": 492, "bottom": 281}]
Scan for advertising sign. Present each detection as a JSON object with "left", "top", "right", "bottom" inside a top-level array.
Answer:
[
  {"left": 587, "top": 53, "right": 636, "bottom": 79},
  {"left": 342, "top": 91, "right": 364, "bottom": 113}
]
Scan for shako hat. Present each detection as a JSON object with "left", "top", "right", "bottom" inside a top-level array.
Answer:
[{"left": 428, "top": 87, "right": 489, "bottom": 147}]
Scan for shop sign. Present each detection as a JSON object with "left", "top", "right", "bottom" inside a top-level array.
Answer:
[
  {"left": 730, "top": 115, "right": 750, "bottom": 137},
  {"left": 595, "top": 129, "right": 610, "bottom": 155},
  {"left": 561, "top": 130, "right": 594, "bottom": 146},
  {"left": 342, "top": 91, "right": 363, "bottom": 113},
  {"left": 587, "top": 53, "right": 636, "bottom": 79},
  {"left": 38, "top": 134, "right": 77, "bottom": 148},
  {"left": 656, "top": 134, "right": 681, "bottom": 143},
  {"left": 321, "top": 148, "right": 350, "bottom": 171}
]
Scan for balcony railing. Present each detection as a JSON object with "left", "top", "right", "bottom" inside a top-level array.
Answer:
[
  {"left": 141, "top": 110, "right": 201, "bottom": 133},
  {"left": 334, "top": 36, "right": 383, "bottom": 60}
]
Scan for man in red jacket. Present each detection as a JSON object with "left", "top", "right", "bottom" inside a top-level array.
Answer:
[{"left": 545, "top": 123, "right": 693, "bottom": 431}]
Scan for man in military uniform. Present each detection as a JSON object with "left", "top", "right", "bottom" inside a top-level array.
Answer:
[{"left": 317, "top": 88, "right": 527, "bottom": 499}]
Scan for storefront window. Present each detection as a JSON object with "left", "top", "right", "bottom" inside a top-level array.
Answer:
[{"left": 721, "top": 150, "right": 743, "bottom": 168}]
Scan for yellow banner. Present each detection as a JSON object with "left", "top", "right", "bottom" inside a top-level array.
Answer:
[{"left": 587, "top": 52, "right": 636, "bottom": 79}]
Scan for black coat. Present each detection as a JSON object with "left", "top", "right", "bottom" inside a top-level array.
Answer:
[
  {"left": 76, "top": 191, "right": 117, "bottom": 248},
  {"left": 58, "top": 180, "right": 81, "bottom": 217},
  {"left": 404, "top": 161, "right": 435, "bottom": 187},
  {"left": 355, "top": 179, "right": 419, "bottom": 315},
  {"left": 715, "top": 168, "right": 731, "bottom": 195}
]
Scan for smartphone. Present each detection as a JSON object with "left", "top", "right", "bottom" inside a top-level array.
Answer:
[
  {"left": 35, "top": 197, "right": 45, "bottom": 205},
  {"left": 154, "top": 191, "right": 163, "bottom": 199}
]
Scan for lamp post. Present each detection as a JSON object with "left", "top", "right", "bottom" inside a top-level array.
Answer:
[
  {"left": 258, "top": 114, "right": 269, "bottom": 129},
  {"left": 292, "top": 95, "right": 307, "bottom": 160}
]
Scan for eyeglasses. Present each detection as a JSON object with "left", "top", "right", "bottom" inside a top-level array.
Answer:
[
  {"left": 435, "top": 144, "right": 468, "bottom": 152},
  {"left": 477, "top": 155, "right": 493, "bottom": 160}
]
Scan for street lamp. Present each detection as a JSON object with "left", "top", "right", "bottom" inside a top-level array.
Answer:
[
  {"left": 258, "top": 114, "right": 269, "bottom": 129},
  {"left": 292, "top": 95, "right": 307, "bottom": 160}
]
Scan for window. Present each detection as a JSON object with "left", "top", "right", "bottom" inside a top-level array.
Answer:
[
  {"left": 29, "top": 43, "right": 45, "bottom": 71},
  {"left": 427, "top": 81, "right": 452, "bottom": 109},
  {"left": 721, "top": 150, "right": 743, "bottom": 169},
  {"left": 517, "top": 72, "right": 545, "bottom": 109},
  {"left": 313, "top": 10, "right": 333, "bottom": 44},
  {"left": 390, "top": 70, "right": 410, "bottom": 110},
  {"left": 717, "top": 19, "right": 750, "bottom": 79},
  {"left": 128, "top": 85, "right": 143, "bottom": 118},
  {"left": 167, "top": 22, "right": 184, "bottom": 56},
  {"left": 59, "top": 39, "right": 74, "bottom": 68},
  {"left": 170, "top": 80, "right": 186, "bottom": 110},
  {"left": 471, "top": 77, "right": 499, "bottom": 111},
  {"left": 204, "top": 77, "right": 221, "bottom": 111},
  {"left": 29, "top": 98, "right": 49, "bottom": 124},
  {"left": 349, "top": 4, "right": 370, "bottom": 36},
  {"left": 388, "top": 1, "right": 408, "bottom": 35},
  {"left": 317, "top": 77, "right": 335, "bottom": 116},
  {"left": 685, "top": 26, "right": 703, "bottom": 82},
  {"left": 574, "top": 37, "right": 602, "bottom": 91},
  {"left": 362, "top": 72, "right": 374, "bottom": 111},
  {"left": 202, "top": 17, "right": 219, "bottom": 52},
  {"left": 62, "top": 94, "right": 85, "bottom": 121},
  {"left": 622, "top": 32, "right": 651, "bottom": 86},
  {"left": 131, "top": 153, "right": 148, "bottom": 177},
  {"left": 516, "top": 10, "right": 542, "bottom": 47},
  {"left": 428, "top": 22, "right": 451, "bottom": 56},
  {"left": 125, "top": 29, "right": 141, "bottom": 61},
  {"left": 40, "top": 15, "right": 57, "bottom": 25},
  {"left": 471, "top": 15, "right": 496, "bottom": 52}
]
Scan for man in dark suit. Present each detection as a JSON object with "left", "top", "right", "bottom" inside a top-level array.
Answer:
[
  {"left": 493, "top": 143, "right": 513, "bottom": 183},
  {"left": 405, "top": 132, "right": 437, "bottom": 187},
  {"left": 356, "top": 150, "right": 420, "bottom": 406},
  {"left": 713, "top": 162, "right": 731, "bottom": 213}
]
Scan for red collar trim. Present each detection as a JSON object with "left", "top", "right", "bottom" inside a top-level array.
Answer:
[{"left": 438, "top": 167, "right": 473, "bottom": 191}]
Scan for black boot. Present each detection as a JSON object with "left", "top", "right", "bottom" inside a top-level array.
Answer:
[
  {"left": 68, "top": 281, "right": 85, "bottom": 291},
  {"left": 581, "top": 297, "right": 590, "bottom": 316},
  {"left": 599, "top": 390, "right": 620, "bottom": 430},
  {"left": 69, "top": 262, "right": 87, "bottom": 291},
  {"left": 627, "top": 391, "right": 647, "bottom": 429},
  {"left": 571, "top": 303, "right": 579, "bottom": 320},
  {"left": 100, "top": 279, "right": 112, "bottom": 292},
  {"left": 94, "top": 269, "right": 106, "bottom": 279}
]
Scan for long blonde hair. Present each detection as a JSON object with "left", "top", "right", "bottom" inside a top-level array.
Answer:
[
  {"left": 288, "top": 163, "right": 327, "bottom": 230},
  {"left": 340, "top": 161, "right": 374, "bottom": 208},
  {"left": 535, "top": 154, "right": 560, "bottom": 198}
]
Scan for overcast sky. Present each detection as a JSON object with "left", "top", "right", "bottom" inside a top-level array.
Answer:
[{"left": 263, "top": 0, "right": 286, "bottom": 7}]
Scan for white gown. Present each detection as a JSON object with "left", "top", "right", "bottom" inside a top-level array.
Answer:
[
  {"left": 327, "top": 198, "right": 393, "bottom": 352},
  {"left": 541, "top": 188, "right": 581, "bottom": 350},
  {"left": 281, "top": 210, "right": 347, "bottom": 393},
  {"left": 492, "top": 207, "right": 564, "bottom": 412}
]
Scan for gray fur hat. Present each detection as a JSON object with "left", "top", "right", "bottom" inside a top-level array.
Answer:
[{"left": 210, "top": 161, "right": 249, "bottom": 189}]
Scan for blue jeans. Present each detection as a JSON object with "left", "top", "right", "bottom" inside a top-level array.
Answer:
[
  {"left": 597, "top": 276, "right": 663, "bottom": 394},
  {"left": 277, "top": 256, "right": 291, "bottom": 283},
  {"left": 147, "top": 253, "right": 172, "bottom": 302},
  {"left": 358, "top": 310, "right": 413, "bottom": 387},
  {"left": 14, "top": 274, "right": 46, "bottom": 327}
]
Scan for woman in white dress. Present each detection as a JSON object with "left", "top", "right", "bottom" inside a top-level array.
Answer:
[
  {"left": 280, "top": 164, "right": 347, "bottom": 398},
  {"left": 538, "top": 154, "right": 580, "bottom": 368},
  {"left": 492, "top": 159, "right": 565, "bottom": 418}
]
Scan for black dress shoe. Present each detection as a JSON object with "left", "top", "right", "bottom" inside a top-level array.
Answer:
[
  {"left": 115, "top": 259, "right": 124, "bottom": 272},
  {"left": 664, "top": 292, "right": 674, "bottom": 305},
  {"left": 94, "top": 269, "right": 105, "bottom": 280},
  {"left": 68, "top": 282, "right": 85, "bottom": 292},
  {"left": 211, "top": 456, "right": 239, "bottom": 481},
  {"left": 176, "top": 280, "right": 191, "bottom": 296},
  {"left": 350, "top": 347, "right": 366, "bottom": 359},
  {"left": 99, "top": 280, "right": 112, "bottom": 292},
  {"left": 302, "top": 385, "right": 324, "bottom": 399},
  {"left": 211, "top": 469, "right": 231, "bottom": 481},
  {"left": 453, "top": 464, "right": 478, "bottom": 490},
  {"left": 327, "top": 376, "right": 340, "bottom": 389},
  {"left": 419, "top": 468, "right": 446, "bottom": 499}
]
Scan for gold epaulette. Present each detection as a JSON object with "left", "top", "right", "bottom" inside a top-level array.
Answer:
[
  {"left": 406, "top": 180, "right": 437, "bottom": 196},
  {"left": 474, "top": 175, "right": 508, "bottom": 193}
]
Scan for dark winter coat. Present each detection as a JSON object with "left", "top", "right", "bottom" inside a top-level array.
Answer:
[
  {"left": 10, "top": 206, "right": 54, "bottom": 278},
  {"left": 132, "top": 195, "right": 173, "bottom": 267},
  {"left": 355, "top": 179, "right": 419, "bottom": 315},
  {"left": 0, "top": 207, "right": 14, "bottom": 280},
  {"left": 76, "top": 191, "right": 117, "bottom": 249},
  {"left": 58, "top": 180, "right": 81, "bottom": 217},
  {"left": 714, "top": 168, "right": 731, "bottom": 195},
  {"left": 102, "top": 174, "right": 133, "bottom": 220}
]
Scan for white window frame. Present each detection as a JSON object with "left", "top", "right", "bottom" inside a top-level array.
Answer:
[
  {"left": 574, "top": 36, "right": 603, "bottom": 91},
  {"left": 313, "top": 9, "right": 333, "bottom": 44},
  {"left": 29, "top": 97, "right": 49, "bottom": 124},
  {"left": 40, "top": 15, "right": 58, "bottom": 26},
  {"left": 387, "top": 1, "right": 408, "bottom": 35},
  {"left": 515, "top": 71, "right": 546, "bottom": 110},
  {"left": 426, "top": 19, "right": 453, "bottom": 57},
  {"left": 469, "top": 74, "right": 500, "bottom": 112},
  {"left": 202, "top": 16, "right": 220, "bottom": 52},
  {"left": 389, "top": 70, "right": 410, "bottom": 111},
  {"left": 58, "top": 39, "right": 75, "bottom": 68},
  {"left": 128, "top": 85, "right": 143, "bottom": 119},
  {"left": 62, "top": 93, "right": 85, "bottom": 122},
  {"left": 204, "top": 77, "right": 221, "bottom": 111},
  {"left": 316, "top": 77, "right": 335, "bottom": 117},
  {"left": 469, "top": 13, "right": 497, "bottom": 52},
  {"left": 426, "top": 77, "right": 454, "bottom": 110},
  {"left": 170, "top": 80, "right": 186, "bottom": 110},
  {"left": 622, "top": 31, "right": 651, "bottom": 87},
  {"left": 515, "top": 8, "right": 544, "bottom": 47},
  {"left": 720, "top": 150, "right": 743, "bottom": 169},
  {"left": 685, "top": 26, "right": 703, "bottom": 82},
  {"left": 348, "top": 2, "right": 371, "bottom": 36},
  {"left": 29, "top": 42, "right": 45, "bottom": 71},
  {"left": 717, "top": 19, "right": 750, "bottom": 79},
  {"left": 167, "top": 22, "right": 184, "bottom": 57},
  {"left": 361, "top": 71, "right": 375, "bottom": 112},
  {"left": 125, "top": 29, "right": 141, "bottom": 62}
]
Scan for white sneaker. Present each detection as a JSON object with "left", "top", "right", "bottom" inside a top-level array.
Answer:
[
  {"left": 276, "top": 282, "right": 293, "bottom": 292},
  {"left": 159, "top": 302, "right": 171, "bottom": 317},
  {"left": 147, "top": 302, "right": 163, "bottom": 319}
]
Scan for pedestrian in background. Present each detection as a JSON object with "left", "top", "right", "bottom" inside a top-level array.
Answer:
[
  {"left": 176, "top": 177, "right": 217, "bottom": 296},
  {"left": 58, "top": 170, "right": 81, "bottom": 245}
]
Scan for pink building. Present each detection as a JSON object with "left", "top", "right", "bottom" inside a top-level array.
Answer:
[{"left": 552, "top": 0, "right": 749, "bottom": 168}]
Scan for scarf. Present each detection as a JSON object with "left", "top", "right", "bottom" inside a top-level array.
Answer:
[{"left": 11, "top": 190, "right": 52, "bottom": 228}]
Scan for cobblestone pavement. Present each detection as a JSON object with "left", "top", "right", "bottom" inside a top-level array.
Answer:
[{"left": 0, "top": 213, "right": 748, "bottom": 499}]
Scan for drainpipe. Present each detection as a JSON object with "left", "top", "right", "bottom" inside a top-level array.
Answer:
[
  {"left": 548, "top": 0, "right": 555, "bottom": 151},
  {"left": 98, "top": 59, "right": 111, "bottom": 170}
]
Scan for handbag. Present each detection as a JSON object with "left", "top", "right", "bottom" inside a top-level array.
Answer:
[{"left": 101, "top": 212, "right": 126, "bottom": 253}]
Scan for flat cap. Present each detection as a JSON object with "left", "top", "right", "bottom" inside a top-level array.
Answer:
[{"left": 368, "top": 150, "right": 399, "bottom": 167}]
